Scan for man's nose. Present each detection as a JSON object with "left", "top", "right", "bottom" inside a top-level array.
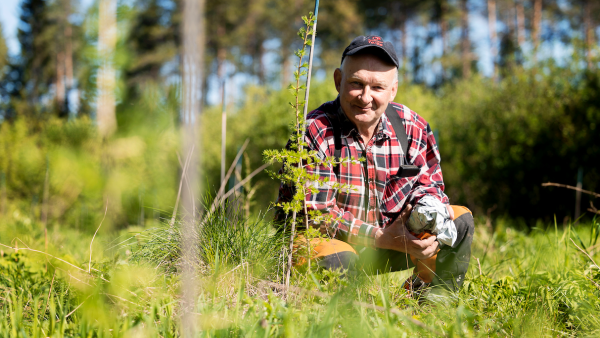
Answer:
[{"left": 360, "top": 86, "right": 372, "bottom": 104}]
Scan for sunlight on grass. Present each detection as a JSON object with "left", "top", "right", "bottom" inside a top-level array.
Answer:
[{"left": 0, "top": 209, "right": 599, "bottom": 337}]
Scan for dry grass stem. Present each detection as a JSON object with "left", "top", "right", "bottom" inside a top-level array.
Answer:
[
  {"left": 89, "top": 200, "right": 108, "bottom": 273},
  {"left": 212, "top": 139, "right": 250, "bottom": 203},
  {"left": 570, "top": 238, "right": 600, "bottom": 270},
  {"left": 219, "top": 163, "right": 270, "bottom": 202},
  {"left": 542, "top": 182, "right": 600, "bottom": 198},
  {"left": 43, "top": 271, "right": 56, "bottom": 317},
  {"left": 170, "top": 145, "right": 195, "bottom": 226}
]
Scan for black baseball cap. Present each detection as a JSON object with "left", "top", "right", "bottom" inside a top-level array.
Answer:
[{"left": 341, "top": 35, "right": 399, "bottom": 68}]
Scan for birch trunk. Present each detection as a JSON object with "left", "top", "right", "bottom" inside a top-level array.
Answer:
[{"left": 181, "top": 0, "right": 205, "bottom": 335}]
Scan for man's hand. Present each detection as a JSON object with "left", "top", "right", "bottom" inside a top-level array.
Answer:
[{"left": 374, "top": 204, "right": 439, "bottom": 259}]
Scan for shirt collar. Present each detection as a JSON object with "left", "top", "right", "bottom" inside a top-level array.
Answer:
[{"left": 334, "top": 97, "right": 393, "bottom": 141}]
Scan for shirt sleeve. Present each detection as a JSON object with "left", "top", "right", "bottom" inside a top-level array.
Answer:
[
  {"left": 301, "top": 119, "right": 380, "bottom": 248},
  {"left": 406, "top": 121, "right": 449, "bottom": 206}
]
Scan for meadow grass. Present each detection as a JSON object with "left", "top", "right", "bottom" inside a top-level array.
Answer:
[{"left": 0, "top": 209, "right": 599, "bottom": 337}]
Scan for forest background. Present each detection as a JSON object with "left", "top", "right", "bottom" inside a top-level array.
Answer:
[{"left": 1, "top": 0, "right": 599, "bottom": 232}]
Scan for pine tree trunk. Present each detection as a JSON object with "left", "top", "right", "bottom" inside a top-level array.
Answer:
[
  {"left": 97, "top": 0, "right": 117, "bottom": 137},
  {"left": 516, "top": 0, "right": 525, "bottom": 46},
  {"left": 281, "top": 54, "right": 290, "bottom": 88},
  {"left": 488, "top": 0, "right": 497, "bottom": 81},
  {"left": 439, "top": 0, "right": 447, "bottom": 82},
  {"left": 65, "top": 9, "right": 74, "bottom": 117},
  {"left": 181, "top": 0, "right": 204, "bottom": 335},
  {"left": 257, "top": 40, "right": 265, "bottom": 85},
  {"left": 441, "top": 0, "right": 447, "bottom": 52},
  {"left": 400, "top": 10, "right": 408, "bottom": 83},
  {"left": 56, "top": 51, "right": 66, "bottom": 112},
  {"left": 585, "top": 0, "right": 594, "bottom": 69},
  {"left": 0, "top": 172, "right": 6, "bottom": 215},
  {"left": 217, "top": 24, "right": 226, "bottom": 79},
  {"left": 532, "top": 0, "right": 542, "bottom": 59},
  {"left": 460, "top": 0, "right": 471, "bottom": 79}
]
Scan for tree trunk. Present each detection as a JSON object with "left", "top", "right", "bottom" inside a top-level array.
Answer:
[
  {"left": 281, "top": 54, "right": 290, "bottom": 88},
  {"left": 181, "top": 0, "right": 204, "bottom": 335},
  {"left": 0, "top": 172, "right": 6, "bottom": 215},
  {"left": 216, "top": 24, "right": 226, "bottom": 79},
  {"left": 58, "top": 0, "right": 73, "bottom": 118},
  {"left": 460, "top": 0, "right": 471, "bottom": 79},
  {"left": 97, "top": 0, "right": 117, "bottom": 137},
  {"left": 56, "top": 51, "right": 66, "bottom": 112},
  {"left": 257, "top": 40, "right": 265, "bottom": 85},
  {"left": 400, "top": 10, "right": 408, "bottom": 83},
  {"left": 532, "top": 0, "right": 542, "bottom": 59},
  {"left": 488, "top": 0, "right": 497, "bottom": 81},
  {"left": 440, "top": 0, "right": 448, "bottom": 54},
  {"left": 585, "top": 0, "right": 594, "bottom": 69},
  {"left": 439, "top": 0, "right": 448, "bottom": 82},
  {"left": 65, "top": 8, "right": 74, "bottom": 117},
  {"left": 516, "top": 0, "right": 525, "bottom": 46}
]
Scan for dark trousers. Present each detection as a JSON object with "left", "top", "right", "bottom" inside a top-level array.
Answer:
[{"left": 316, "top": 208, "right": 475, "bottom": 291}]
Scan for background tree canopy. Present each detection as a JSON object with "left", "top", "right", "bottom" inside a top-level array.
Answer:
[{"left": 0, "top": 0, "right": 599, "bottom": 229}]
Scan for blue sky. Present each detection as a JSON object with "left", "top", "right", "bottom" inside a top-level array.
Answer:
[
  {"left": 1, "top": 0, "right": 22, "bottom": 55},
  {"left": 1, "top": 0, "right": 94, "bottom": 56}
]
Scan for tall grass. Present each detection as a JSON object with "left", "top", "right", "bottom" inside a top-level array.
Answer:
[
  {"left": 132, "top": 197, "right": 286, "bottom": 278},
  {"left": 0, "top": 206, "right": 599, "bottom": 337}
]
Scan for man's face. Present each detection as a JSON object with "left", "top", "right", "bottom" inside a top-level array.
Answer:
[{"left": 334, "top": 53, "right": 398, "bottom": 131}]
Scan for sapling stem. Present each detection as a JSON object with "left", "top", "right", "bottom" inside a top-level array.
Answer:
[{"left": 284, "top": 9, "right": 318, "bottom": 294}]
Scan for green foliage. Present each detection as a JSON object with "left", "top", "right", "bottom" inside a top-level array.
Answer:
[
  {"left": 430, "top": 67, "right": 600, "bottom": 220},
  {"left": 124, "top": 0, "right": 180, "bottom": 97},
  {"left": 0, "top": 109, "right": 180, "bottom": 232}
]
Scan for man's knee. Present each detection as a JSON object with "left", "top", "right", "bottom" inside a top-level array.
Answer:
[{"left": 451, "top": 205, "right": 474, "bottom": 247}]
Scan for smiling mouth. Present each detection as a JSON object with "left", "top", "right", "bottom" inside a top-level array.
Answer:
[{"left": 354, "top": 105, "right": 372, "bottom": 112}]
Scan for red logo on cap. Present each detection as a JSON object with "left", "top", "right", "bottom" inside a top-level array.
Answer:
[{"left": 367, "top": 36, "right": 383, "bottom": 46}]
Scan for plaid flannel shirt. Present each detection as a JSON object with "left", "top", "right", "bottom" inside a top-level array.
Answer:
[{"left": 277, "top": 98, "right": 449, "bottom": 247}]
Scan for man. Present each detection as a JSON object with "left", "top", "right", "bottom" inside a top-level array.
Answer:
[{"left": 277, "top": 36, "right": 474, "bottom": 299}]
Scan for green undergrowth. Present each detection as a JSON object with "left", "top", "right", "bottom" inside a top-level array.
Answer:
[{"left": 0, "top": 211, "right": 599, "bottom": 337}]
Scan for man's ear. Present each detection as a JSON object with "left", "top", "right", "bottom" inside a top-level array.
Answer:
[
  {"left": 334, "top": 68, "right": 342, "bottom": 93},
  {"left": 390, "top": 79, "right": 398, "bottom": 103}
]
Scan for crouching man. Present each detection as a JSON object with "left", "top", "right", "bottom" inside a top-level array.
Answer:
[{"left": 276, "top": 36, "right": 474, "bottom": 300}]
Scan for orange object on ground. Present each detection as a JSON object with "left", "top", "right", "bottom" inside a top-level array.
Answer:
[{"left": 294, "top": 205, "right": 472, "bottom": 281}]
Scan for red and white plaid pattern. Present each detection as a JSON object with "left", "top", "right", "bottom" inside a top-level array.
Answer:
[{"left": 277, "top": 99, "right": 448, "bottom": 247}]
